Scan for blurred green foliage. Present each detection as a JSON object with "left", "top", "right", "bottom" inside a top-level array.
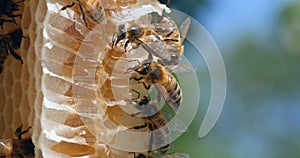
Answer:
[{"left": 168, "top": 0, "right": 300, "bottom": 158}]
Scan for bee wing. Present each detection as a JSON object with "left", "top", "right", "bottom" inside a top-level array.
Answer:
[
  {"left": 152, "top": 84, "right": 187, "bottom": 132},
  {"left": 159, "top": 152, "right": 190, "bottom": 158},
  {"left": 165, "top": 64, "right": 195, "bottom": 75},
  {"left": 153, "top": 83, "right": 178, "bottom": 112},
  {"left": 152, "top": 22, "right": 175, "bottom": 36},
  {"left": 162, "top": 111, "right": 188, "bottom": 133},
  {"left": 179, "top": 17, "right": 191, "bottom": 44},
  {"left": 141, "top": 39, "right": 171, "bottom": 62}
]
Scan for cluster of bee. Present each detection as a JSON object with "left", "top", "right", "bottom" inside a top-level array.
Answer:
[
  {"left": 0, "top": 0, "right": 25, "bottom": 74},
  {"left": 58, "top": 1, "right": 190, "bottom": 157},
  {"left": 0, "top": 125, "right": 35, "bottom": 158},
  {"left": 110, "top": 13, "right": 191, "bottom": 158},
  {"left": 0, "top": 0, "right": 25, "bottom": 29}
]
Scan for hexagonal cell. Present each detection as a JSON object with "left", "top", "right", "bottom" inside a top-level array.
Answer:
[
  {"left": 12, "top": 81, "right": 22, "bottom": 108},
  {"left": 9, "top": 59, "right": 23, "bottom": 80},
  {"left": 21, "top": 4, "right": 32, "bottom": 32},
  {"left": 12, "top": 110, "right": 22, "bottom": 129},
  {"left": 20, "top": 65, "right": 30, "bottom": 91},
  {"left": 26, "top": 53, "right": 34, "bottom": 68},
  {"left": 3, "top": 69, "right": 13, "bottom": 97},
  {"left": 0, "top": 86, "right": 5, "bottom": 113},
  {"left": 20, "top": 99, "right": 31, "bottom": 124},
  {"left": 2, "top": 56, "right": 13, "bottom": 68},
  {"left": 0, "top": 72, "right": 4, "bottom": 82},
  {"left": 3, "top": 98, "right": 13, "bottom": 126},
  {"left": 0, "top": 115, "right": 5, "bottom": 137},
  {"left": 3, "top": 126, "right": 13, "bottom": 138},
  {"left": 20, "top": 93, "right": 29, "bottom": 112}
]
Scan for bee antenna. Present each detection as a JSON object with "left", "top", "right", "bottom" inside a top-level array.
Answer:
[{"left": 147, "top": 52, "right": 153, "bottom": 61}]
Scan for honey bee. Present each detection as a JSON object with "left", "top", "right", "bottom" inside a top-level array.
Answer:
[
  {"left": 133, "top": 152, "right": 189, "bottom": 158},
  {"left": 129, "top": 97, "right": 171, "bottom": 154},
  {"left": 114, "top": 24, "right": 172, "bottom": 62},
  {"left": 128, "top": 95, "right": 187, "bottom": 156},
  {"left": 115, "top": 15, "right": 190, "bottom": 66},
  {"left": 129, "top": 59, "right": 182, "bottom": 113},
  {"left": 151, "top": 15, "right": 190, "bottom": 65},
  {"left": 0, "top": 125, "right": 35, "bottom": 158},
  {"left": 61, "top": 0, "right": 105, "bottom": 27},
  {"left": 0, "top": 0, "right": 25, "bottom": 25},
  {"left": 0, "top": 29, "right": 24, "bottom": 73}
]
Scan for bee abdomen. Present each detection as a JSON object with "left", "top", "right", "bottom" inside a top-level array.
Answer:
[
  {"left": 86, "top": 9, "right": 105, "bottom": 23},
  {"left": 163, "top": 76, "right": 182, "bottom": 109}
]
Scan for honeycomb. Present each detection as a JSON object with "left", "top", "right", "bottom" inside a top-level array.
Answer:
[
  {"left": 0, "top": 0, "right": 176, "bottom": 157},
  {"left": 0, "top": 0, "right": 37, "bottom": 138}
]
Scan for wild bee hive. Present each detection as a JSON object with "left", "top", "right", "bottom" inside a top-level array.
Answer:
[{"left": 0, "top": 0, "right": 190, "bottom": 157}]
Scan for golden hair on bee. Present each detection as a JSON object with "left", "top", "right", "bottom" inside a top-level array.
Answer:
[
  {"left": 128, "top": 96, "right": 188, "bottom": 157},
  {"left": 129, "top": 59, "right": 182, "bottom": 113},
  {"left": 151, "top": 15, "right": 191, "bottom": 65},
  {"left": 128, "top": 96, "right": 171, "bottom": 155},
  {"left": 114, "top": 23, "right": 172, "bottom": 62}
]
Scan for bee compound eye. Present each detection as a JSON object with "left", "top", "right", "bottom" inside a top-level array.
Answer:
[
  {"left": 118, "top": 31, "right": 126, "bottom": 39},
  {"left": 140, "top": 67, "right": 148, "bottom": 75},
  {"left": 137, "top": 154, "right": 146, "bottom": 158},
  {"left": 130, "top": 26, "right": 141, "bottom": 36},
  {"left": 135, "top": 63, "right": 149, "bottom": 75}
]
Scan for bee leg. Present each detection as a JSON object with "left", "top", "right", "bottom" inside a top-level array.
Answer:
[
  {"left": 0, "top": 19, "right": 14, "bottom": 29},
  {"left": 78, "top": 3, "right": 88, "bottom": 27},
  {"left": 15, "top": 0, "right": 26, "bottom": 3},
  {"left": 142, "top": 82, "right": 151, "bottom": 90},
  {"left": 15, "top": 124, "right": 23, "bottom": 138},
  {"left": 164, "top": 38, "right": 179, "bottom": 42},
  {"left": 130, "top": 76, "right": 143, "bottom": 81},
  {"left": 15, "top": 125, "right": 31, "bottom": 140},
  {"left": 165, "top": 29, "right": 175, "bottom": 38},
  {"left": 20, "top": 126, "right": 32, "bottom": 135},
  {"left": 124, "top": 40, "right": 130, "bottom": 52},
  {"left": 129, "top": 152, "right": 136, "bottom": 158},
  {"left": 61, "top": 2, "right": 75, "bottom": 10},
  {"left": 111, "top": 33, "right": 117, "bottom": 48},
  {"left": 130, "top": 123, "right": 148, "bottom": 130},
  {"left": 7, "top": 44, "right": 23, "bottom": 64},
  {"left": 131, "top": 89, "right": 141, "bottom": 100},
  {"left": 8, "top": 14, "right": 22, "bottom": 25}
]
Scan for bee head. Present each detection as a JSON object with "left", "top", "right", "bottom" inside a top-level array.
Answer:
[
  {"left": 135, "top": 60, "right": 151, "bottom": 75},
  {"left": 10, "top": 29, "right": 23, "bottom": 49},
  {"left": 128, "top": 25, "right": 143, "bottom": 37},
  {"left": 117, "top": 25, "right": 127, "bottom": 40},
  {"left": 136, "top": 97, "right": 149, "bottom": 109},
  {"left": 136, "top": 153, "right": 146, "bottom": 158}
]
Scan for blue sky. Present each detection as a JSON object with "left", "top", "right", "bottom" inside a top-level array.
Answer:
[{"left": 196, "top": 0, "right": 297, "bottom": 48}]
